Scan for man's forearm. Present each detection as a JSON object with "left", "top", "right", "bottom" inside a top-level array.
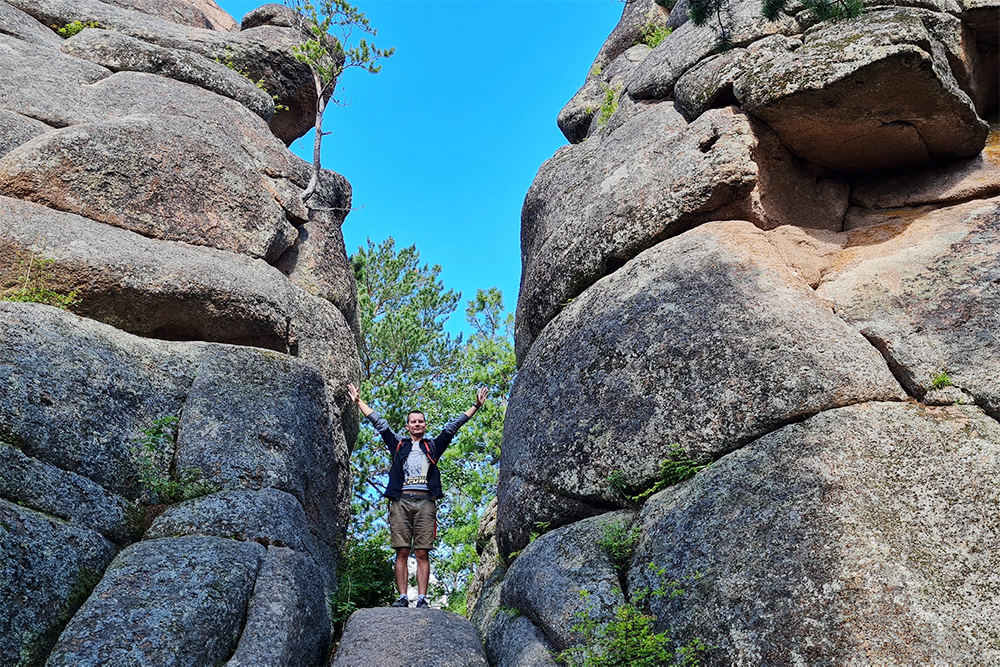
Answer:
[
  {"left": 463, "top": 404, "right": 479, "bottom": 419},
  {"left": 355, "top": 397, "right": 374, "bottom": 417}
]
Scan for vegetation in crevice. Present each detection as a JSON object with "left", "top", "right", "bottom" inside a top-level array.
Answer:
[
  {"left": 2, "top": 248, "right": 79, "bottom": 310},
  {"left": 638, "top": 22, "right": 673, "bottom": 48},
  {"left": 596, "top": 83, "right": 621, "bottom": 130},
  {"left": 55, "top": 20, "right": 99, "bottom": 38},
  {"left": 608, "top": 445, "right": 711, "bottom": 505},
  {"left": 131, "top": 416, "right": 217, "bottom": 506}
]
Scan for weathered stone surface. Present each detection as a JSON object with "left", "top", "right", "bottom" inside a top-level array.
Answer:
[
  {"left": 0, "top": 108, "right": 50, "bottom": 158},
  {"left": 0, "top": 500, "right": 117, "bottom": 667},
  {"left": 227, "top": 546, "right": 331, "bottom": 667},
  {"left": 628, "top": 402, "right": 1000, "bottom": 664},
  {"left": 332, "top": 607, "right": 488, "bottom": 667},
  {"left": 733, "top": 10, "right": 989, "bottom": 171},
  {"left": 501, "top": 221, "right": 904, "bottom": 555},
  {"left": 0, "top": 34, "right": 111, "bottom": 127},
  {"left": 516, "top": 105, "right": 756, "bottom": 361},
  {"left": 62, "top": 28, "right": 273, "bottom": 120},
  {"left": 483, "top": 611, "right": 559, "bottom": 667},
  {"left": 850, "top": 129, "right": 1000, "bottom": 208},
  {"left": 176, "top": 346, "right": 351, "bottom": 542},
  {"left": 558, "top": 45, "right": 652, "bottom": 144},
  {"left": 147, "top": 488, "right": 311, "bottom": 550},
  {"left": 501, "top": 512, "right": 632, "bottom": 650},
  {"left": 5, "top": 0, "right": 335, "bottom": 144},
  {"left": 591, "top": 0, "right": 665, "bottom": 74},
  {"left": 0, "top": 442, "right": 138, "bottom": 545},
  {"left": 673, "top": 48, "right": 746, "bottom": 121},
  {"left": 0, "top": 74, "right": 303, "bottom": 262},
  {"left": 0, "top": 0, "right": 64, "bottom": 47},
  {"left": 0, "top": 302, "right": 201, "bottom": 498},
  {"left": 465, "top": 497, "right": 499, "bottom": 616},
  {"left": 48, "top": 536, "right": 264, "bottom": 667},
  {"left": 241, "top": 3, "right": 299, "bottom": 30},
  {"left": 100, "top": 0, "right": 239, "bottom": 31},
  {"left": 816, "top": 196, "right": 1000, "bottom": 416},
  {"left": 667, "top": 0, "right": 690, "bottom": 28},
  {"left": 627, "top": 0, "right": 798, "bottom": 100}
]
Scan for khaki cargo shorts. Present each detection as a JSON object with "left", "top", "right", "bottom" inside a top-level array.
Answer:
[{"left": 389, "top": 495, "right": 437, "bottom": 550}]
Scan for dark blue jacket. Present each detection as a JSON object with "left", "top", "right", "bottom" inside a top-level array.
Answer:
[{"left": 366, "top": 411, "right": 470, "bottom": 499}]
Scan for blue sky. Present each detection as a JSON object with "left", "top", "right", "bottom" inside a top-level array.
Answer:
[{"left": 216, "top": 1, "right": 624, "bottom": 334}]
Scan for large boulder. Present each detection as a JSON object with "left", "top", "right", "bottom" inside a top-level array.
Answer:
[
  {"left": 5, "top": 0, "right": 334, "bottom": 144},
  {"left": 499, "top": 512, "right": 633, "bottom": 650},
  {"left": 0, "top": 109, "right": 52, "bottom": 158},
  {"left": 628, "top": 402, "right": 1000, "bottom": 664},
  {"left": 332, "top": 608, "right": 489, "bottom": 667},
  {"left": 516, "top": 104, "right": 757, "bottom": 361},
  {"left": 500, "top": 221, "right": 904, "bottom": 555},
  {"left": 0, "top": 1, "right": 63, "bottom": 48},
  {"left": 816, "top": 196, "right": 1000, "bottom": 416},
  {"left": 0, "top": 500, "right": 117, "bottom": 667},
  {"left": 227, "top": 546, "right": 331, "bottom": 667},
  {"left": 0, "top": 442, "right": 139, "bottom": 545},
  {"left": 47, "top": 536, "right": 265, "bottom": 666},
  {"left": 61, "top": 28, "right": 274, "bottom": 120},
  {"left": 99, "top": 0, "right": 239, "bottom": 31},
  {"left": 733, "top": 10, "right": 989, "bottom": 171},
  {"left": 0, "top": 72, "right": 306, "bottom": 262}
]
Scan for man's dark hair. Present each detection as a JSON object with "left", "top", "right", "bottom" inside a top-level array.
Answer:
[{"left": 406, "top": 410, "right": 425, "bottom": 422}]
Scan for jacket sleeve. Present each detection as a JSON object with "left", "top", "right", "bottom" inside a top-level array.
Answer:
[
  {"left": 366, "top": 411, "right": 402, "bottom": 454},
  {"left": 431, "top": 414, "right": 470, "bottom": 457}
]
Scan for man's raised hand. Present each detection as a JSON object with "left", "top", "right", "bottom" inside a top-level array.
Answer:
[
  {"left": 475, "top": 386, "right": 488, "bottom": 408},
  {"left": 346, "top": 382, "right": 361, "bottom": 404}
]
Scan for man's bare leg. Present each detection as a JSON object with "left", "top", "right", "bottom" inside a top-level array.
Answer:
[
  {"left": 395, "top": 547, "right": 410, "bottom": 595},
  {"left": 414, "top": 548, "right": 430, "bottom": 595}
]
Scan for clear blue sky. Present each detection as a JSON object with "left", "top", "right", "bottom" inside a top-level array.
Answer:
[{"left": 216, "top": 1, "right": 624, "bottom": 334}]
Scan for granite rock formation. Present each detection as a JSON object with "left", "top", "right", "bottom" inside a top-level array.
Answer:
[
  {"left": 0, "top": 1, "right": 358, "bottom": 665},
  {"left": 477, "top": 0, "right": 1000, "bottom": 663}
]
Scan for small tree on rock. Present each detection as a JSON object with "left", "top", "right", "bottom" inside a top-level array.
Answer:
[{"left": 285, "top": 0, "right": 394, "bottom": 204}]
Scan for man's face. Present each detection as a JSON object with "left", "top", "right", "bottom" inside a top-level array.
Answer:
[{"left": 405, "top": 412, "right": 426, "bottom": 438}]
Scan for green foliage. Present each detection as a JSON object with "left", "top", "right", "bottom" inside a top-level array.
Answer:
[
  {"left": 590, "top": 64, "right": 602, "bottom": 77},
  {"left": 930, "top": 371, "right": 953, "bottom": 390},
  {"left": 762, "top": 0, "right": 862, "bottom": 21},
  {"left": 596, "top": 83, "right": 621, "bottom": 129},
  {"left": 57, "top": 20, "right": 99, "bottom": 37},
  {"left": 597, "top": 519, "right": 641, "bottom": 574},
  {"left": 350, "top": 238, "right": 516, "bottom": 606},
  {"left": 2, "top": 250, "right": 79, "bottom": 310},
  {"left": 639, "top": 22, "right": 673, "bottom": 48},
  {"left": 611, "top": 445, "right": 710, "bottom": 505},
  {"left": 332, "top": 534, "right": 397, "bottom": 630},
  {"left": 132, "top": 416, "right": 216, "bottom": 505}
]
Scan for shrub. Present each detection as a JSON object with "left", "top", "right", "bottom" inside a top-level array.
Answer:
[
  {"left": 597, "top": 519, "right": 641, "bottom": 574},
  {"left": 609, "top": 445, "right": 711, "bottom": 505},
  {"left": 57, "top": 20, "right": 99, "bottom": 37},
  {"left": 596, "top": 83, "right": 621, "bottom": 129},
  {"left": 639, "top": 22, "right": 673, "bottom": 48},
  {"left": 2, "top": 251, "right": 79, "bottom": 310},
  {"left": 332, "top": 535, "right": 397, "bottom": 630},
  {"left": 132, "top": 416, "right": 216, "bottom": 504},
  {"left": 930, "top": 371, "right": 953, "bottom": 390}
]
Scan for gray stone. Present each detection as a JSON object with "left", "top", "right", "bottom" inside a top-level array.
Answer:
[
  {"left": 667, "top": 0, "right": 690, "bottom": 28},
  {"left": 0, "top": 302, "right": 201, "bottom": 498},
  {"left": 332, "top": 607, "right": 488, "bottom": 667},
  {"left": 484, "top": 612, "right": 559, "bottom": 667},
  {"left": 627, "top": 0, "right": 798, "bottom": 100},
  {"left": 500, "top": 512, "right": 632, "bottom": 650},
  {"left": 176, "top": 345, "right": 351, "bottom": 542},
  {"left": 0, "top": 442, "right": 139, "bottom": 545},
  {"left": 0, "top": 108, "right": 50, "bottom": 158},
  {"left": 0, "top": 0, "right": 64, "bottom": 47},
  {"left": 591, "top": 0, "right": 666, "bottom": 74},
  {"left": 816, "top": 196, "right": 1000, "bottom": 417},
  {"left": 0, "top": 34, "right": 111, "bottom": 128},
  {"left": 0, "top": 500, "right": 117, "bottom": 667},
  {"left": 465, "top": 497, "right": 499, "bottom": 616},
  {"left": 500, "top": 221, "right": 904, "bottom": 555},
  {"left": 227, "top": 546, "right": 331, "bottom": 667},
  {"left": 5, "top": 0, "right": 336, "bottom": 144},
  {"left": 0, "top": 196, "right": 360, "bottom": 441},
  {"left": 516, "top": 105, "right": 756, "bottom": 361},
  {"left": 558, "top": 45, "right": 652, "bottom": 144},
  {"left": 61, "top": 28, "right": 273, "bottom": 120},
  {"left": 628, "top": 402, "right": 1000, "bottom": 664},
  {"left": 733, "top": 9, "right": 989, "bottom": 171},
  {"left": 147, "top": 488, "right": 312, "bottom": 550},
  {"left": 0, "top": 76, "right": 301, "bottom": 262},
  {"left": 48, "top": 535, "right": 265, "bottom": 667},
  {"left": 99, "top": 0, "right": 239, "bottom": 31},
  {"left": 849, "top": 150, "right": 1000, "bottom": 208},
  {"left": 673, "top": 48, "right": 746, "bottom": 120}
]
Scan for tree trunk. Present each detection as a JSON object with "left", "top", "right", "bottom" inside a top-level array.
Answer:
[{"left": 300, "top": 66, "right": 326, "bottom": 204}]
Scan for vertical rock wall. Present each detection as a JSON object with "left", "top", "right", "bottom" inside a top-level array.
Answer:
[
  {"left": 479, "top": 0, "right": 1000, "bottom": 663},
  {"left": 0, "top": 1, "right": 359, "bottom": 665}
]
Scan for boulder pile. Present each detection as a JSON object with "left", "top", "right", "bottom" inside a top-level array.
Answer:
[
  {"left": 0, "top": 1, "right": 358, "bottom": 665},
  {"left": 475, "top": 0, "right": 1000, "bottom": 663}
]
